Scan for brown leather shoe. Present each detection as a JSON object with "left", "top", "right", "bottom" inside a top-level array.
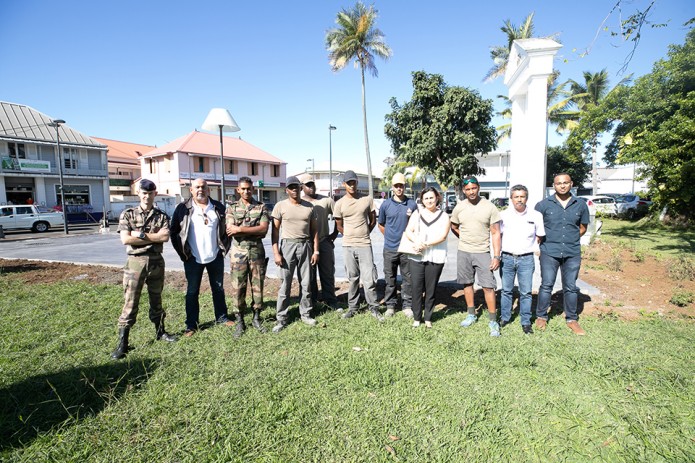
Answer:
[
  {"left": 221, "top": 320, "right": 236, "bottom": 327},
  {"left": 183, "top": 329, "right": 196, "bottom": 337},
  {"left": 535, "top": 318, "right": 547, "bottom": 331},
  {"left": 567, "top": 321, "right": 586, "bottom": 336}
]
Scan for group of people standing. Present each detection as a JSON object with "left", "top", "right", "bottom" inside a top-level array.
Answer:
[{"left": 109, "top": 170, "right": 589, "bottom": 360}]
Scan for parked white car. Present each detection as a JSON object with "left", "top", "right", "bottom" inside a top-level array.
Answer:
[
  {"left": 0, "top": 204, "right": 64, "bottom": 232},
  {"left": 578, "top": 195, "right": 617, "bottom": 216}
]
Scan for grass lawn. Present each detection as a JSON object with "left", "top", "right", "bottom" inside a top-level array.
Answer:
[
  {"left": 1, "top": 273, "right": 694, "bottom": 462},
  {"left": 600, "top": 217, "right": 695, "bottom": 257}
]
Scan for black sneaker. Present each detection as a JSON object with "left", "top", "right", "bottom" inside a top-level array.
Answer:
[
  {"left": 370, "top": 307, "right": 385, "bottom": 322},
  {"left": 522, "top": 324, "right": 534, "bottom": 335},
  {"left": 500, "top": 319, "right": 511, "bottom": 328},
  {"left": 342, "top": 308, "right": 358, "bottom": 319}
]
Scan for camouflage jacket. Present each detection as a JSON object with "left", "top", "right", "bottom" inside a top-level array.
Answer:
[
  {"left": 118, "top": 206, "right": 170, "bottom": 256},
  {"left": 225, "top": 198, "right": 269, "bottom": 249}
]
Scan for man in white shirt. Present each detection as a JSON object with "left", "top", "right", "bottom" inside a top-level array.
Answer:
[
  {"left": 171, "top": 178, "right": 232, "bottom": 336},
  {"left": 499, "top": 184, "right": 545, "bottom": 334}
]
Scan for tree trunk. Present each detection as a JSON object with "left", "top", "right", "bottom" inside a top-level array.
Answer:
[{"left": 361, "top": 67, "right": 373, "bottom": 198}]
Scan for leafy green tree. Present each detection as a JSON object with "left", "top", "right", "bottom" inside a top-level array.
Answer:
[
  {"left": 485, "top": 12, "right": 536, "bottom": 82},
  {"left": 384, "top": 71, "right": 497, "bottom": 195},
  {"left": 545, "top": 145, "right": 591, "bottom": 187},
  {"left": 604, "top": 29, "right": 695, "bottom": 218},
  {"left": 566, "top": 69, "right": 631, "bottom": 193},
  {"left": 326, "top": 2, "right": 392, "bottom": 197}
]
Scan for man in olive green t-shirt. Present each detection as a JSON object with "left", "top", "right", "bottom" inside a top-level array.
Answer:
[
  {"left": 333, "top": 170, "right": 383, "bottom": 321},
  {"left": 271, "top": 176, "right": 319, "bottom": 332},
  {"left": 449, "top": 176, "right": 502, "bottom": 337}
]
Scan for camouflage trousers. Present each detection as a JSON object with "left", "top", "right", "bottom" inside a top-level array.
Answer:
[
  {"left": 229, "top": 243, "right": 267, "bottom": 315},
  {"left": 118, "top": 254, "right": 166, "bottom": 328}
]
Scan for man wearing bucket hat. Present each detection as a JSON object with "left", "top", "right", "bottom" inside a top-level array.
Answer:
[{"left": 378, "top": 172, "right": 418, "bottom": 318}]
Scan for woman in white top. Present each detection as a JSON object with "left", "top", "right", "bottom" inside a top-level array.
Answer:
[{"left": 404, "top": 187, "right": 451, "bottom": 328}]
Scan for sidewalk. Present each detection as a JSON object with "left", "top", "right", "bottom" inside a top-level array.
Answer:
[{"left": 0, "top": 225, "right": 599, "bottom": 295}]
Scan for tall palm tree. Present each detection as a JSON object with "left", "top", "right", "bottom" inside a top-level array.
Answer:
[
  {"left": 326, "top": 2, "right": 392, "bottom": 198},
  {"left": 485, "top": 12, "right": 535, "bottom": 82}
]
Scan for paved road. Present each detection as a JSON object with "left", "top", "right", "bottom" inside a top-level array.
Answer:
[{"left": 0, "top": 224, "right": 598, "bottom": 294}]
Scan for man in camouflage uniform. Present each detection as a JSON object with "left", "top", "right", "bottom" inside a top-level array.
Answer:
[
  {"left": 111, "top": 179, "right": 176, "bottom": 360},
  {"left": 226, "top": 176, "right": 270, "bottom": 336}
]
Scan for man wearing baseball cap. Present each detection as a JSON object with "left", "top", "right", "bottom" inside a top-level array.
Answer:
[
  {"left": 333, "top": 170, "right": 383, "bottom": 321},
  {"left": 299, "top": 173, "right": 339, "bottom": 309},
  {"left": 270, "top": 175, "right": 320, "bottom": 332},
  {"left": 111, "top": 179, "right": 176, "bottom": 360},
  {"left": 378, "top": 172, "right": 418, "bottom": 317}
]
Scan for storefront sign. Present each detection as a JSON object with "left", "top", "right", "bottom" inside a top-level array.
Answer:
[{"left": 18, "top": 160, "right": 51, "bottom": 172}]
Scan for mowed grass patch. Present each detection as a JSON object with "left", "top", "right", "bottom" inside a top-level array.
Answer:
[
  {"left": 1, "top": 277, "right": 694, "bottom": 462},
  {"left": 601, "top": 218, "right": 695, "bottom": 257}
]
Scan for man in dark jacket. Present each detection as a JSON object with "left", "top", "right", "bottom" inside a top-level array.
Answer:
[{"left": 171, "top": 178, "right": 232, "bottom": 336}]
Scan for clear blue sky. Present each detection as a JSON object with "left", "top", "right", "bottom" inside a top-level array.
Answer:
[{"left": 1, "top": 0, "right": 692, "bottom": 176}]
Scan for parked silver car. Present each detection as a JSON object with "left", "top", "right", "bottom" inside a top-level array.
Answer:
[{"left": 616, "top": 194, "right": 652, "bottom": 219}]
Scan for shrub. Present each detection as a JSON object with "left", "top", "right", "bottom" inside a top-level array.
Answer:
[
  {"left": 634, "top": 249, "right": 646, "bottom": 263},
  {"left": 607, "top": 248, "right": 623, "bottom": 272},
  {"left": 669, "top": 290, "right": 694, "bottom": 307},
  {"left": 668, "top": 256, "right": 695, "bottom": 281}
]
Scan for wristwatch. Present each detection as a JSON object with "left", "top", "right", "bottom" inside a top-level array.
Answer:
[
  {"left": 493, "top": 255, "right": 502, "bottom": 260},
  {"left": 139, "top": 231, "right": 146, "bottom": 240},
  {"left": 313, "top": 251, "right": 320, "bottom": 256}
]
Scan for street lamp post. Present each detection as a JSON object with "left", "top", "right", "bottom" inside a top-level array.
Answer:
[
  {"left": 504, "top": 150, "right": 511, "bottom": 198},
  {"left": 328, "top": 124, "right": 336, "bottom": 198},
  {"left": 202, "top": 108, "right": 240, "bottom": 202},
  {"left": 48, "top": 119, "right": 69, "bottom": 234},
  {"left": 306, "top": 158, "right": 315, "bottom": 175}
]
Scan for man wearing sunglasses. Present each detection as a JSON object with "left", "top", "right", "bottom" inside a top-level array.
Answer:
[
  {"left": 171, "top": 178, "right": 233, "bottom": 337},
  {"left": 450, "top": 176, "right": 502, "bottom": 337}
]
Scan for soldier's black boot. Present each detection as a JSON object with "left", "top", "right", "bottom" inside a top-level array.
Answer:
[
  {"left": 155, "top": 323, "right": 177, "bottom": 343},
  {"left": 110, "top": 327, "right": 130, "bottom": 360},
  {"left": 252, "top": 310, "right": 266, "bottom": 333},
  {"left": 233, "top": 312, "right": 246, "bottom": 338}
]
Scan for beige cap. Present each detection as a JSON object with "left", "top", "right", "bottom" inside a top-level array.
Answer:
[
  {"left": 298, "top": 173, "right": 315, "bottom": 184},
  {"left": 392, "top": 172, "right": 406, "bottom": 186}
]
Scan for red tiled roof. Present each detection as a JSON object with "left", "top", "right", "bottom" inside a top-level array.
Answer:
[
  {"left": 93, "top": 137, "right": 155, "bottom": 165},
  {"left": 142, "top": 130, "right": 284, "bottom": 164}
]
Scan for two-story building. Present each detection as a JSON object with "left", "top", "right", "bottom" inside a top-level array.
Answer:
[
  {"left": 139, "top": 130, "right": 286, "bottom": 204},
  {"left": 92, "top": 137, "right": 154, "bottom": 198},
  {"left": 0, "top": 102, "right": 109, "bottom": 221}
]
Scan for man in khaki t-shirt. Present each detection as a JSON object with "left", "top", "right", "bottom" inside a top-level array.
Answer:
[
  {"left": 299, "top": 173, "right": 339, "bottom": 309},
  {"left": 271, "top": 176, "right": 319, "bottom": 332},
  {"left": 333, "top": 170, "right": 383, "bottom": 321},
  {"left": 449, "top": 176, "right": 502, "bottom": 337}
]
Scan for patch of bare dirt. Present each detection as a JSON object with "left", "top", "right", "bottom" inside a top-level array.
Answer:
[{"left": 1, "top": 244, "right": 693, "bottom": 321}]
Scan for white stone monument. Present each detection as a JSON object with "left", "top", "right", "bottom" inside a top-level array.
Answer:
[{"left": 504, "top": 38, "right": 562, "bottom": 209}]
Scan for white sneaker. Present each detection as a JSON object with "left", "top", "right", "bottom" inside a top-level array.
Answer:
[{"left": 402, "top": 308, "right": 414, "bottom": 319}]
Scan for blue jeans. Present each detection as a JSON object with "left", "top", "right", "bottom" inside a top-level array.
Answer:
[
  {"left": 500, "top": 253, "right": 535, "bottom": 326},
  {"left": 183, "top": 252, "right": 229, "bottom": 330},
  {"left": 537, "top": 253, "right": 581, "bottom": 322}
]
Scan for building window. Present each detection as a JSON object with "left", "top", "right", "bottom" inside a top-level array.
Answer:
[
  {"left": 197, "top": 157, "right": 205, "bottom": 172},
  {"left": 8, "top": 142, "right": 26, "bottom": 159},
  {"left": 227, "top": 160, "right": 235, "bottom": 174},
  {"left": 251, "top": 162, "right": 258, "bottom": 176},
  {"left": 55, "top": 185, "right": 90, "bottom": 205},
  {"left": 62, "top": 147, "right": 78, "bottom": 169},
  {"left": 149, "top": 158, "right": 155, "bottom": 174},
  {"left": 272, "top": 165, "right": 279, "bottom": 177}
]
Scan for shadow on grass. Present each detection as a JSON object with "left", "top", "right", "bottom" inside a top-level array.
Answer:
[
  {"left": 0, "top": 359, "right": 158, "bottom": 451},
  {"left": 0, "top": 263, "right": 46, "bottom": 276}
]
